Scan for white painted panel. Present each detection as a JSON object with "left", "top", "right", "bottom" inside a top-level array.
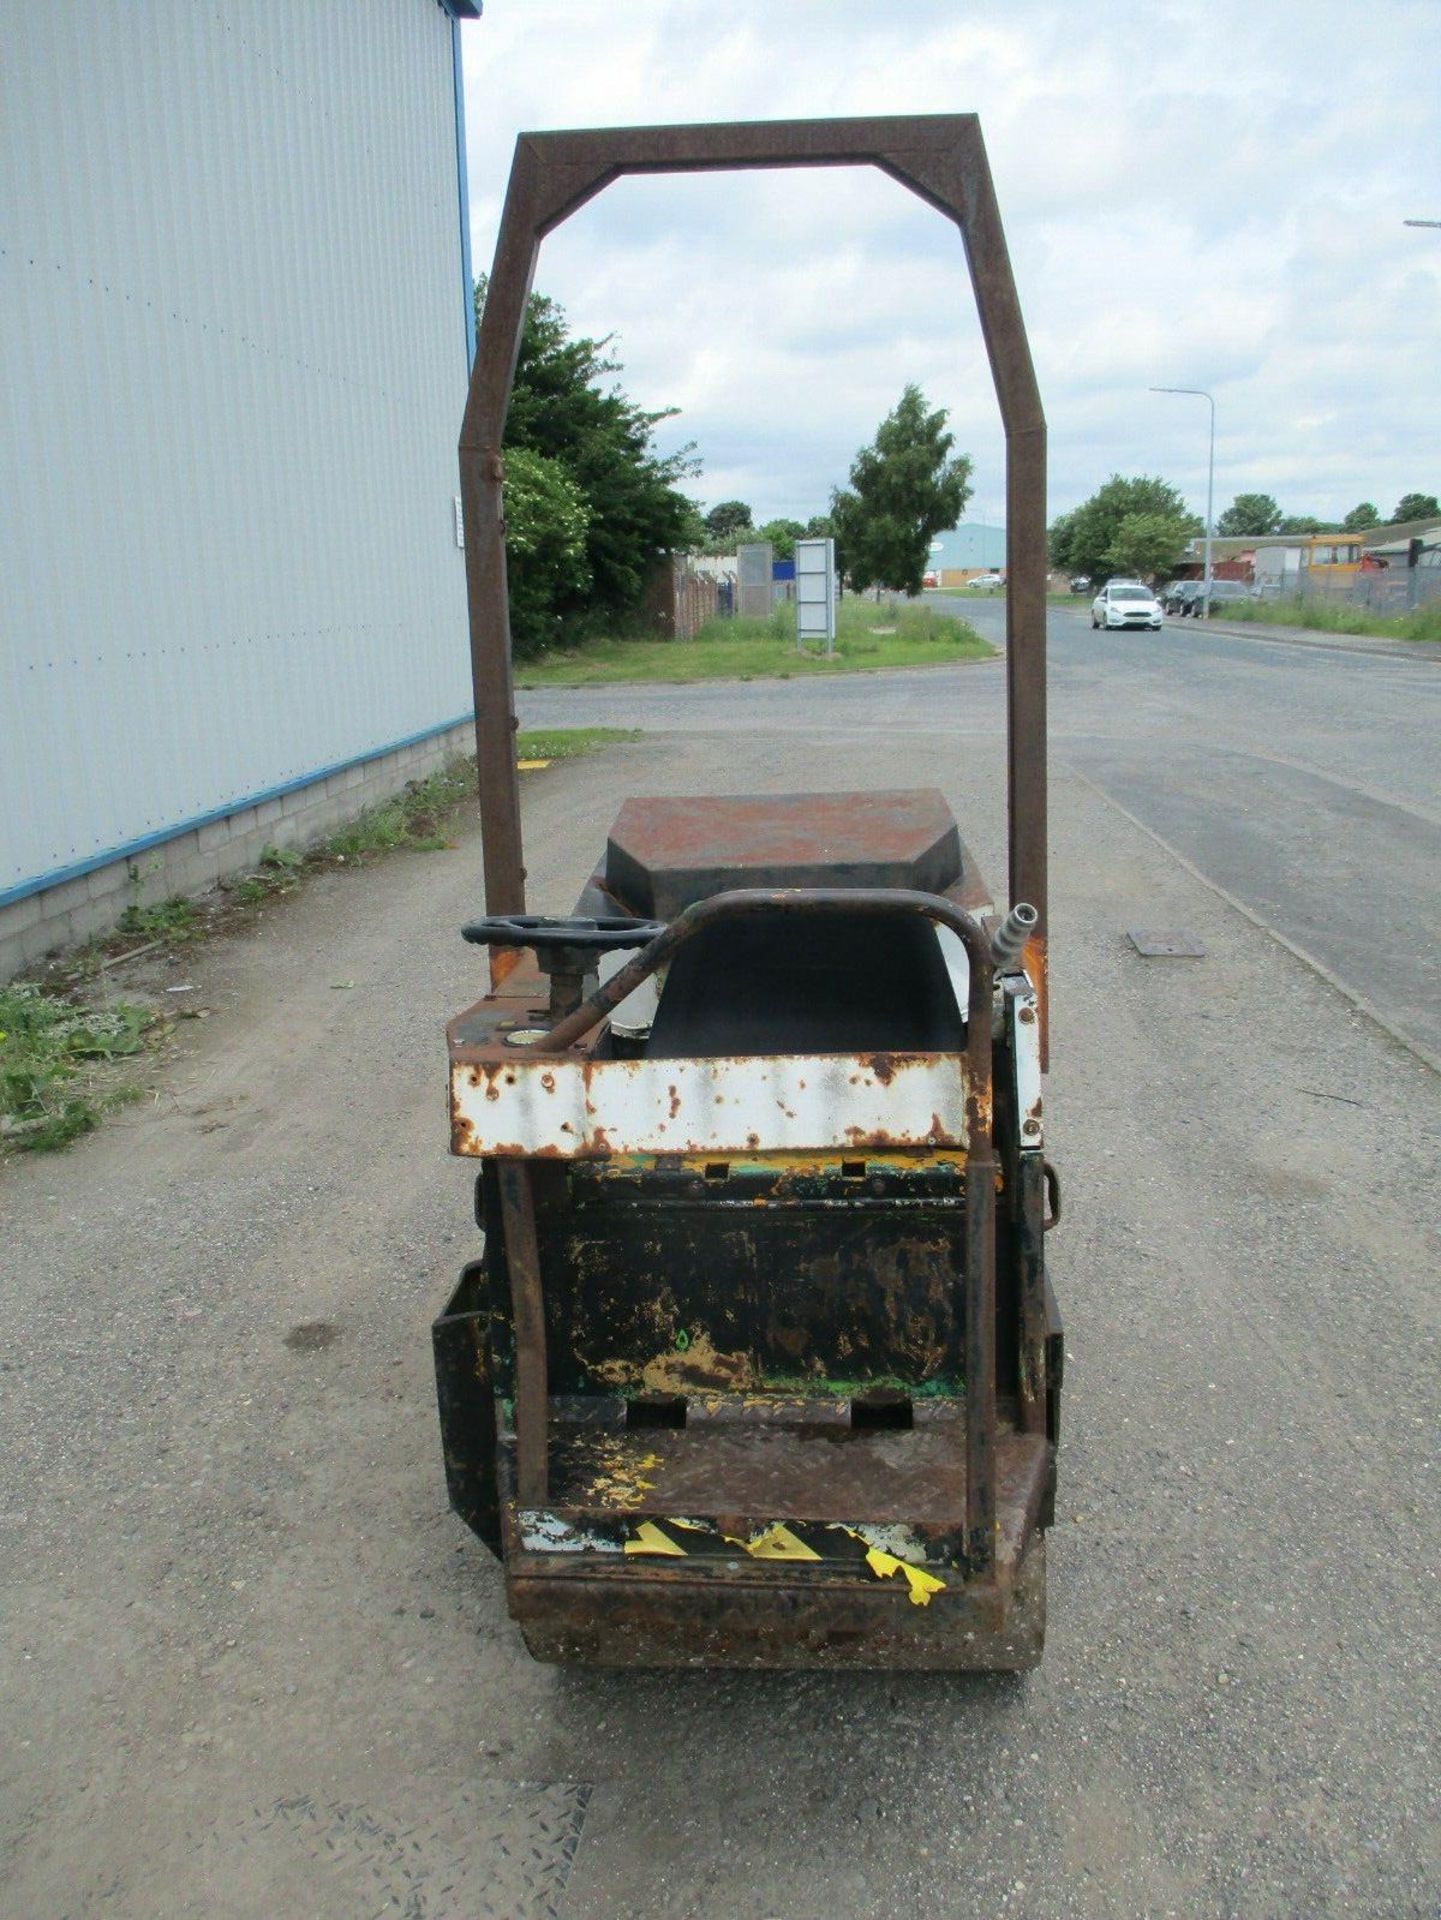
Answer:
[
  {"left": 1, "top": 2, "right": 471, "bottom": 894},
  {"left": 452, "top": 1051, "right": 970, "bottom": 1158}
]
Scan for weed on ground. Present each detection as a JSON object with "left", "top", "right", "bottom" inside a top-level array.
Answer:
[
  {"left": 117, "top": 896, "right": 203, "bottom": 943},
  {"left": 323, "top": 760, "right": 478, "bottom": 862},
  {"left": 0, "top": 983, "right": 154, "bottom": 1153}
]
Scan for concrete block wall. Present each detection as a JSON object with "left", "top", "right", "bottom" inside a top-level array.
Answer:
[{"left": 0, "top": 721, "right": 475, "bottom": 981}]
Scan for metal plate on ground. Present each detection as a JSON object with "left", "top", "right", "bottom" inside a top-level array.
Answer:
[
  {"left": 1127, "top": 928, "right": 1207, "bottom": 958},
  {"left": 195, "top": 1781, "right": 592, "bottom": 1919}
]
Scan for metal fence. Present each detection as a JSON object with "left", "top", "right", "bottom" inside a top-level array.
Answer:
[
  {"left": 1251, "top": 566, "right": 1440, "bottom": 614},
  {"left": 672, "top": 563, "right": 734, "bottom": 640}
]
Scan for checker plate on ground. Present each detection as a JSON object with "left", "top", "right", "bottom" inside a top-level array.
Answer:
[{"left": 197, "top": 1781, "right": 592, "bottom": 1918}]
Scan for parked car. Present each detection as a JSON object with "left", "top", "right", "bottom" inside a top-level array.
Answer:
[
  {"left": 1068, "top": 575, "right": 1091, "bottom": 594},
  {"left": 1161, "top": 580, "right": 1202, "bottom": 615},
  {"left": 1091, "top": 582, "right": 1163, "bottom": 631},
  {"left": 968, "top": 571, "right": 1004, "bottom": 589},
  {"left": 1191, "top": 580, "right": 1253, "bottom": 616}
]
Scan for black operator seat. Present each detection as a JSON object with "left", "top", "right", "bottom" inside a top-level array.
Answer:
[{"left": 645, "top": 908, "right": 965, "bottom": 1058}]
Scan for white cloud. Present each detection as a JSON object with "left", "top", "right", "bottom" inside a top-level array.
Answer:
[{"left": 459, "top": 0, "right": 1441, "bottom": 528}]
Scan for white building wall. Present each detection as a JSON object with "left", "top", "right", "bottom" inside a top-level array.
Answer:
[{"left": 0, "top": 1, "right": 473, "bottom": 952}]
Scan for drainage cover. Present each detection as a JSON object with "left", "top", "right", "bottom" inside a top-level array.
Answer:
[{"left": 1127, "top": 929, "right": 1206, "bottom": 958}]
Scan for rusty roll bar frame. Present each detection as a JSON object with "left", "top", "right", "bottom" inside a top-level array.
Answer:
[
  {"left": 459, "top": 116, "right": 1048, "bottom": 1579},
  {"left": 458, "top": 114, "right": 1048, "bottom": 1043}
]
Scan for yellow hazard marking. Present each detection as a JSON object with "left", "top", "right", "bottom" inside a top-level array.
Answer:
[
  {"left": 864, "top": 1547, "right": 947, "bottom": 1606},
  {"left": 624, "top": 1521, "right": 687, "bottom": 1557},
  {"left": 517, "top": 758, "right": 552, "bottom": 771},
  {"left": 739, "top": 1523, "right": 822, "bottom": 1562}
]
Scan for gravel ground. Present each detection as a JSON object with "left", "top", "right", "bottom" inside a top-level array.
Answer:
[{"left": 2, "top": 723, "right": 1437, "bottom": 1918}]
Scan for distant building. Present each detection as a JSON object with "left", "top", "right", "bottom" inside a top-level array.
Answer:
[
  {"left": 927, "top": 523, "right": 1007, "bottom": 587},
  {"left": 1, "top": 2, "right": 481, "bottom": 978},
  {"left": 1179, "top": 519, "right": 1441, "bottom": 607}
]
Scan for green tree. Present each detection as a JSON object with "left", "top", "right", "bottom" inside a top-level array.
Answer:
[
  {"left": 1050, "top": 475, "right": 1200, "bottom": 585},
  {"left": 757, "top": 517, "right": 804, "bottom": 563},
  {"left": 1277, "top": 514, "right": 1332, "bottom": 535},
  {"left": 1105, "top": 511, "right": 1193, "bottom": 581},
  {"left": 702, "top": 501, "right": 755, "bottom": 548},
  {"left": 1216, "top": 492, "right": 1282, "bottom": 537},
  {"left": 1392, "top": 492, "right": 1440, "bottom": 524},
  {"left": 829, "top": 385, "right": 972, "bottom": 593},
  {"left": 502, "top": 450, "right": 592, "bottom": 657},
  {"left": 477, "top": 279, "right": 698, "bottom": 652},
  {"left": 1341, "top": 501, "right": 1380, "bottom": 531},
  {"left": 801, "top": 513, "right": 836, "bottom": 542},
  {"left": 1047, "top": 508, "right": 1078, "bottom": 570}
]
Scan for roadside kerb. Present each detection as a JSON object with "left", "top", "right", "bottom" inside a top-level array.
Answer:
[{"left": 1175, "top": 618, "right": 1441, "bottom": 665}]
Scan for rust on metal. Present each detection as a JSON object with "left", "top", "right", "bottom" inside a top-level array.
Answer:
[
  {"left": 458, "top": 115, "right": 1046, "bottom": 1007},
  {"left": 449, "top": 1045, "right": 972, "bottom": 1161},
  {"left": 436, "top": 112, "right": 1060, "bottom": 1671},
  {"left": 605, "top": 789, "right": 962, "bottom": 919},
  {"left": 509, "top": 1542, "right": 1047, "bottom": 1670},
  {"left": 498, "top": 1424, "right": 1050, "bottom": 1669},
  {"left": 495, "top": 1162, "right": 549, "bottom": 1505}
]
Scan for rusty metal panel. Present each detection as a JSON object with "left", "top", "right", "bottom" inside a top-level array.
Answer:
[
  {"left": 451, "top": 1051, "right": 970, "bottom": 1158},
  {"left": 510, "top": 1539, "right": 1046, "bottom": 1670},
  {"left": 496, "top": 1164, "right": 550, "bottom": 1505},
  {"left": 497, "top": 1423, "right": 1049, "bottom": 1670},
  {"left": 530, "top": 1181, "right": 977, "bottom": 1399},
  {"left": 509, "top": 1424, "right": 1047, "bottom": 1561},
  {"left": 605, "top": 790, "right": 963, "bottom": 918}
]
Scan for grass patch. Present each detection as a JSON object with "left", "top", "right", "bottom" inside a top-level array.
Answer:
[
  {"left": 514, "top": 599, "right": 994, "bottom": 687},
  {"left": 1221, "top": 596, "right": 1441, "bottom": 643},
  {"left": 516, "top": 727, "right": 642, "bottom": 762},
  {"left": 117, "top": 895, "right": 203, "bottom": 943},
  {"left": 0, "top": 983, "right": 154, "bottom": 1152}
]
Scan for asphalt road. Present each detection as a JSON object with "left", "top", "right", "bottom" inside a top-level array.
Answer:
[
  {"left": 520, "top": 596, "right": 1441, "bottom": 1068},
  {"left": 2, "top": 624, "right": 1438, "bottom": 1917}
]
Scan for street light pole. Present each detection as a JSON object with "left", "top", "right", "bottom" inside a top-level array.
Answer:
[{"left": 1151, "top": 386, "right": 1215, "bottom": 615}]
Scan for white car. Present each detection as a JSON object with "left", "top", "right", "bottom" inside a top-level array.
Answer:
[
  {"left": 968, "top": 571, "right": 1004, "bottom": 589},
  {"left": 1091, "top": 582, "right": 1163, "bottom": 630}
]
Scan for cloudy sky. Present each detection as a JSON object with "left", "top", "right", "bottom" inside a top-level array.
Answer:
[{"left": 457, "top": 1, "right": 1440, "bottom": 532}]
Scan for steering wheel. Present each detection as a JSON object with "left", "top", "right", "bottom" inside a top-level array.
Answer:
[{"left": 461, "top": 914, "right": 666, "bottom": 952}]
